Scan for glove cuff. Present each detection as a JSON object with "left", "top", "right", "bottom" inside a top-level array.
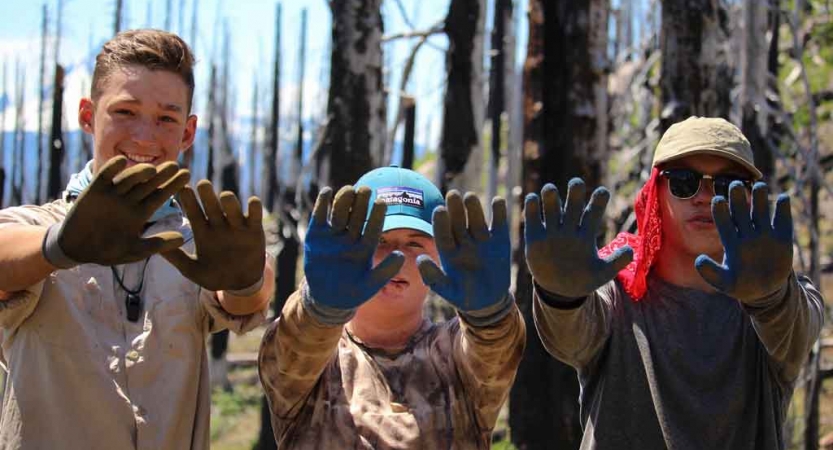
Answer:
[
  {"left": 301, "top": 284, "right": 357, "bottom": 326},
  {"left": 42, "top": 223, "right": 80, "bottom": 270},
  {"left": 457, "top": 292, "right": 515, "bottom": 327},
  {"left": 534, "top": 282, "right": 588, "bottom": 310},
  {"left": 225, "top": 276, "right": 265, "bottom": 298}
]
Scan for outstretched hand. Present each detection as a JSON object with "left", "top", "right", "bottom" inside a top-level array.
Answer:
[
  {"left": 524, "top": 178, "right": 633, "bottom": 299},
  {"left": 162, "top": 180, "right": 266, "bottom": 293},
  {"left": 302, "top": 185, "right": 405, "bottom": 310},
  {"left": 695, "top": 182, "right": 793, "bottom": 303},
  {"left": 51, "top": 156, "right": 189, "bottom": 267},
  {"left": 416, "top": 191, "right": 511, "bottom": 312}
]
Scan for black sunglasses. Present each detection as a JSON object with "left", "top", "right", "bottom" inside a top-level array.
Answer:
[{"left": 659, "top": 168, "right": 752, "bottom": 200}]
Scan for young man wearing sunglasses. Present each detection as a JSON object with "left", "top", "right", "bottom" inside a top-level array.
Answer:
[{"left": 524, "top": 116, "right": 824, "bottom": 449}]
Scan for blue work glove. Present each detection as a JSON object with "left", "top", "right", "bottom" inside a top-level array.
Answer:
[
  {"left": 416, "top": 191, "right": 511, "bottom": 313},
  {"left": 695, "top": 182, "right": 794, "bottom": 303},
  {"left": 303, "top": 185, "right": 405, "bottom": 311},
  {"left": 524, "top": 178, "right": 634, "bottom": 299}
]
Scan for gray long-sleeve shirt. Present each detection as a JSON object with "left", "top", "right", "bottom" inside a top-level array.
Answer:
[{"left": 533, "top": 273, "right": 824, "bottom": 450}]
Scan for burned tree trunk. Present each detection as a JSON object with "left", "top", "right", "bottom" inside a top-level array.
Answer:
[
  {"left": 47, "top": 2, "right": 65, "bottom": 201},
  {"left": 211, "top": 25, "right": 239, "bottom": 392},
  {"left": 438, "top": 0, "right": 485, "bottom": 193},
  {"left": 0, "top": 60, "right": 6, "bottom": 208},
  {"left": 37, "top": 4, "right": 47, "bottom": 204},
  {"left": 322, "top": 0, "right": 385, "bottom": 189},
  {"left": 218, "top": 26, "right": 238, "bottom": 196},
  {"left": 206, "top": 64, "right": 217, "bottom": 184},
  {"left": 263, "top": 2, "right": 281, "bottom": 213},
  {"left": 47, "top": 64, "right": 65, "bottom": 201},
  {"left": 114, "top": 0, "right": 123, "bottom": 35},
  {"left": 12, "top": 62, "right": 25, "bottom": 206},
  {"left": 487, "top": 0, "right": 512, "bottom": 203},
  {"left": 401, "top": 96, "right": 416, "bottom": 170},
  {"left": 659, "top": 0, "right": 732, "bottom": 132},
  {"left": 740, "top": 0, "right": 773, "bottom": 182},
  {"left": 509, "top": 1, "right": 610, "bottom": 449},
  {"left": 249, "top": 76, "right": 259, "bottom": 199},
  {"left": 181, "top": 0, "right": 199, "bottom": 171}
]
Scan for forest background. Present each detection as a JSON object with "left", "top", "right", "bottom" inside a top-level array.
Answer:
[{"left": 0, "top": 0, "right": 831, "bottom": 448}]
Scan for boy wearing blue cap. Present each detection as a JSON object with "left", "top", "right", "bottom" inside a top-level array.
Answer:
[{"left": 258, "top": 166, "right": 525, "bottom": 448}]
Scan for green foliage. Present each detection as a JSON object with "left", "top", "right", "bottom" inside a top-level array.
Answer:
[{"left": 492, "top": 440, "right": 518, "bottom": 450}]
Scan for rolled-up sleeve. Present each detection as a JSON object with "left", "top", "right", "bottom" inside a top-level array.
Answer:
[
  {"left": 0, "top": 202, "right": 67, "bottom": 332},
  {"left": 200, "top": 287, "right": 268, "bottom": 334}
]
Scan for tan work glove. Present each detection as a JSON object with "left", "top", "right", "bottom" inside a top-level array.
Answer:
[
  {"left": 43, "top": 156, "right": 190, "bottom": 268},
  {"left": 161, "top": 180, "right": 267, "bottom": 294}
]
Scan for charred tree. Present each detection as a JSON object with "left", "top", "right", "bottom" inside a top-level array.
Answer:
[
  {"left": 293, "top": 9, "right": 307, "bottom": 192},
  {"left": 206, "top": 64, "right": 217, "bottom": 184},
  {"left": 180, "top": 0, "right": 199, "bottom": 171},
  {"left": 249, "top": 76, "right": 259, "bottom": 199},
  {"left": 322, "top": 0, "right": 385, "bottom": 190},
  {"left": 115, "top": 0, "right": 123, "bottom": 35},
  {"left": 210, "top": 25, "right": 238, "bottom": 392},
  {"left": 438, "top": 0, "right": 486, "bottom": 193},
  {"left": 509, "top": 1, "right": 611, "bottom": 449},
  {"left": 219, "top": 24, "right": 238, "bottom": 194},
  {"left": 659, "top": 0, "right": 732, "bottom": 132},
  {"left": 739, "top": 0, "right": 773, "bottom": 182},
  {"left": 0, "top": 61, "right": 6, "bottom": 208},
  {"left": 12, "top": 62, "right": 25, "bottom": 206},
  {"left": 47, "top": 0, "right": 64, "bottom": 201},
  {"left": 263, "top": 2, "right": 281, "bottom": 212},
  {"left": 401, "top": 96, "right": 415, "bottom": 170},
  {"left": 488, "top": 0, "right": 513, "bottom": 203},
  {"left": 47, "top": 64, "right": 65, "bottom": 201},
  {"left": 37, "top": 4, "right": 47, "bottom": 204}
]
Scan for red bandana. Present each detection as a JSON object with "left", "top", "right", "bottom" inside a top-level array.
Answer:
[{"left": 598, "top": 168, "right": 663, "bottom": 301}]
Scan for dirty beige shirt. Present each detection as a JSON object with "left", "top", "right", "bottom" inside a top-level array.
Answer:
[
  {"left": 258, "top": 288, "right": 525, "bottom": 449},
  {"left": 0, "top": 200, "right": 267, "bottom": 450}
]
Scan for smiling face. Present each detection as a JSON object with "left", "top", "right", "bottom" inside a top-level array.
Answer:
[
  {"left": 78, "top": 65, "right": 197, "bottom": 173},
  {"left": 658, "top": 154, "right": 754, "bottom": 260},
  {"left": 353, "top": 228, "right": 439, "bottom": 322}
]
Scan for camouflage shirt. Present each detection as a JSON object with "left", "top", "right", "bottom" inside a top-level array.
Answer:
[{"left": 259, "top": 287, "right": 525, "bottom": 449}]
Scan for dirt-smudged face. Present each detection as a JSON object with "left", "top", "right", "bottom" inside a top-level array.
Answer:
[{"left": 78, "top": 64, "right": 197, "bottom": 173}]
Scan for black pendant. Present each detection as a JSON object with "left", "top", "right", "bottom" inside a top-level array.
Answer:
[{"left": 126, "top": 293, "right": 142, "bottom": 322}]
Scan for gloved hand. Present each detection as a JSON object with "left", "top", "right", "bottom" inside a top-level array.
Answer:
[
  {"left": 162, "top": 180, "right": 266, "bottom": 293},
  {"left": 416, "top": 191, "right": 511, "bottom": 312},
  {"left": 695, "top": 181, "right": 794, "bottom": 303},
  {"left": 44, "top": 156, "right": 190, "bottom": 268},
  {"left": 303, "top": 185, "right": 405, "bottom": 310},
  {"left": 524, "top": 178, "right": 633, "bottom": 299}
]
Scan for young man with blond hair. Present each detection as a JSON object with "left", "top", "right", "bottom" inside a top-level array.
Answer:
[
  {"left": 524, "top": 116, "right": 824, "bottom": 449},
  {"left": 0, "top": 29, "right": 272, "bottom": 449},
  {"left": 259, "top": 167, "right": 525, "bottom": 448}
]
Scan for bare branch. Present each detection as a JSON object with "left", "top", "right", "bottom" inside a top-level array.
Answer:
[
  {"left": 382, "top": 23, "right": 444, "bottom": 43},
  {"left": 392, "top": 0, "right": 415, "bottom": 30},
  {"left": 384, "top": 22, "right": 443, "bottom": 163}
]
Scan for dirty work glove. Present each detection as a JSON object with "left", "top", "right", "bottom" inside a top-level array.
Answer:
[
  {"left": 162, "top": 180, "right": 266, "bottom": 295},
  {"left": 43, "top": 156, "right": 190, "bottom": 268},
  {"left": 303, "top": 185, "right": 405, "bottom": 311},
  {"left": 695, "top": 182, "right": 794, "bottom": 303},
  {"left": 416, "top": 191, "right": 511, "bottom": 317},
  {"left": 524, "top": 178, "right": 634, "bottom": 299}
]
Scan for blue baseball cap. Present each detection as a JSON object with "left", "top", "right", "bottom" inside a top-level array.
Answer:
[{"left": 355, "top": 166, "right": 444, "bottom": 236}]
